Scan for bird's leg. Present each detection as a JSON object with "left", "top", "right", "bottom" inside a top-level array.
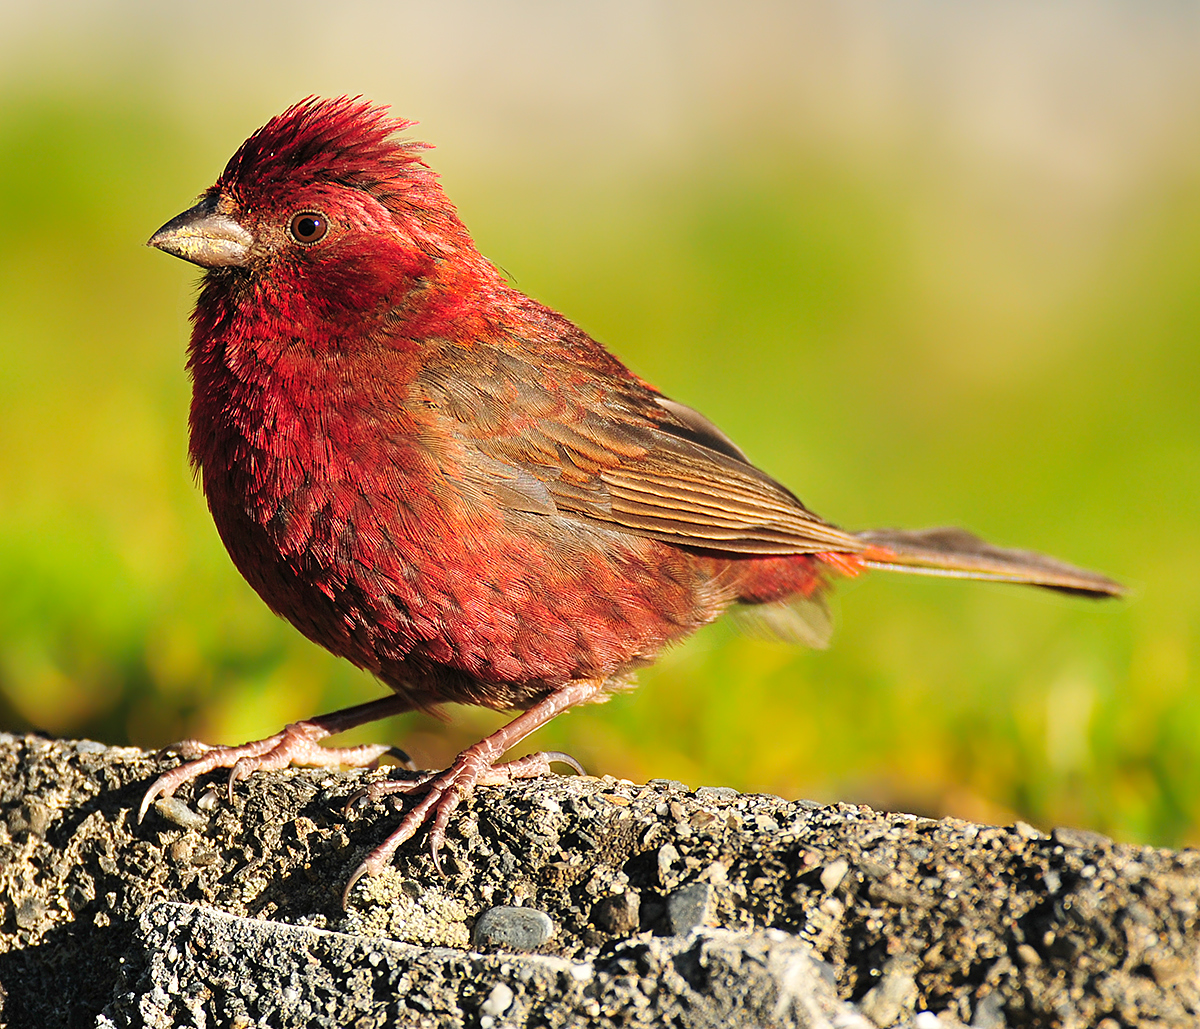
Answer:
[
  {"left": 138, "top": 693, "right": 415, "bottom": 821},
  {"left": 342, "top": 679, "right": 603, "bottom": 902}
]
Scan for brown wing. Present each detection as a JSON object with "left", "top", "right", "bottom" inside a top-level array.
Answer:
[{"left": 417, "top": 337, "right": 864, "bottom": 556}]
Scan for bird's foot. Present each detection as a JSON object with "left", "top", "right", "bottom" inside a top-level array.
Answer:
[
  {"left": 340, "top": 679, "right": 604, "bottom": 904},
  {"left": 138, "top": 694, "right": 417, "bottom": 822},
  {"left": 342, "top": 748, "right": 584, "bottom": 903},
  {"left": 138, "top": 721, "right": 399, "bottom": 822}
]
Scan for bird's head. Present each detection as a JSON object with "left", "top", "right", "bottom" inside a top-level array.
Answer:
[{"left": 148, "top": 97, "right": 490, "bottom": 327}]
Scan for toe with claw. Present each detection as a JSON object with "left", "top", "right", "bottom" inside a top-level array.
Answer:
[{"left": 137, "top": 694, "right": 416, "bottom": 822}]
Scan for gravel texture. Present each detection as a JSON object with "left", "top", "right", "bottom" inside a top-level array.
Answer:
[{"left": 0, "top": 731, "right": 1197, "bottom": 1027}]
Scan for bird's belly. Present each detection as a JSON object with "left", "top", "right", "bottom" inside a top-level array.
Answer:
[{"left": 207, "top": 474, "right": 732, "bottom": 704}]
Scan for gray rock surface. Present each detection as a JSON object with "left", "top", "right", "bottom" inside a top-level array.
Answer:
[
  {"left": 95, "top": 902, "right": 864, "bottom": 1028},
  {"left": 0, "top": 731, "right": 1197, "bottom": 1028}
]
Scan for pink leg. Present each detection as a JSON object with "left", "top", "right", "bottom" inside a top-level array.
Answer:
[
  {"left": 138, "top": 694, "right": 414, "bottom": 822},
  {"left": 342, "top": 679, "right": 604, "bottom": 904}
]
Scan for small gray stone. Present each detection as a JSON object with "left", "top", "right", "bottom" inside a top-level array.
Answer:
[
  {"left": 666, "top": 882, "right": 712, "bottom": 935},
  {"left": 153, "top": 796, "right": 208, "bottom": 831},
  {"left": 1052, "top": 826, "right": 1112, "bottom": 850},
  {"left": 74, "top": 738, "right": 108, "bottom": 754},
  {"left": 810, "top": 955, "right": 839, "bottom": 988},
  {"left": 695, "top": 786, "right": 741, "bottom": 803},
  {"left": 971, "top": 989, "right": 1008, "bottom": 1028},
  {"left": 472, "top": 906, "right": 554, "bottom": 951},
  {"left": 16, "top": 897, "right": 46, "bottom": 930},
  {"left": 648, "top": 778, "right": 689, "bottom": 792},
  {"left": 859, "top": 955, "right": 919, "bottom": 1026},
  {"left": 23, "top": 799, "right": 53, "bottom": 837},
  {"left": 5, "top": 798, "right": 53, "bottom": 838}
]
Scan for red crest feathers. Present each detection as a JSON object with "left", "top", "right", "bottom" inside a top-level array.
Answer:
[{"left": 215, "top": 96, "right": 432, "bottom": 200}]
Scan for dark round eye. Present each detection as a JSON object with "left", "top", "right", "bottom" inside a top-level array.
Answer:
[{"left": 288, "top": 212, "right": 328, "bottom": 244}]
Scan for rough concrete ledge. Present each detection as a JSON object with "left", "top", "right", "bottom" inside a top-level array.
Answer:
[
  {"left": 96, "top": 902, "right": 864, "bottom": 1028},
  {"left": 0, "top": 732, "right": 1197, "bottom": 1028}
]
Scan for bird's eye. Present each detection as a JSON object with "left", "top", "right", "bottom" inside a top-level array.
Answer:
[{"left": 288, "top": 212, "right": 328, "bottom": 244}]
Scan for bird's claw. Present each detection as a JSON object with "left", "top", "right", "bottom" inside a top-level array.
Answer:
[
  {"left": 381, "top": 746, "right": 417, "bottom": 770},
  {"left": 343, "top": 770, "right": 433, "bottom": 817},
  {"left": 530, "top": 751, "right": 586, "bottom": 776},
  {"left": 342, "top": 783, "right": 455, "bottom": 906},
  {"left": 228, "top": 757, "right": 255, "bottom": 803}
]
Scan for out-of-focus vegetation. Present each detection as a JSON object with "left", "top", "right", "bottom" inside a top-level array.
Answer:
[{"left": 0, "top": 5, "right": 1197, "bottom": 847}]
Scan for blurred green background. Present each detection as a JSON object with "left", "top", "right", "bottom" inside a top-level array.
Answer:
[{"left": 1, "top": 2, "right": 1196, "bottom": 846}]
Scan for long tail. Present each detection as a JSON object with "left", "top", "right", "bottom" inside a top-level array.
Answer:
[{"left": 854, "top": 527, "right": 1125, "bottom": 598}]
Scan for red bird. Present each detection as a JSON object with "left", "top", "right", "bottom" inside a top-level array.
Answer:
[{"left": 145, "top": 97, "right": 1122, "bottom": 897}]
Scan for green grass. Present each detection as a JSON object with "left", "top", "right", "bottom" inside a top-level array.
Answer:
[{"left": 0, "top": 89, "right": 1194, "bottom": 847}]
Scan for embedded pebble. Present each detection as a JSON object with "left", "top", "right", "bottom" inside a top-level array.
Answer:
[
  {"left": 16, "top": 897, "right": 46, "bottom": 930},
  {"left": 472, "top": 906, "right": 554, "bottom": 950},
  {"left": 694, "top": 786, "right": 740, "bottom": 803},
  {"left": 196, "top": 787, "right": 222, "bottom": 812},
  {"left": 666, "top": 882, "right": 712, "bottom": 935},
  {"left": 154, "top": 796, "right": 208, "bottom": 830},
  {"left": 592, "top": 890, "right": 640, "bottom": 934},
  {"left": 480, "top": 982, "right": 514, "bottom": 1017},
  {"left": 657, "top": 843, "right": 680, "bottom": 885},
  {"left": 29, "top": 800, "right": 53, "bottom": 836},
  {"left": 820, "top": 858, "right": 850, "bottom": 893},
  {"left": 8, "top": 799, "right": 53, "bottom": 837},
  {"left": 1053, "top": 826, "right": 1112, "bottom": 850},
  {"left": 647, "top": 779, "right": 688, "bottom": 792},
  {"left": 1016, "top": 943, "right": 1042, "bottom": 967},
  {"left": 859, "top": 955, "right": 919, "bottom": 1025},
  {"left": 971, "top": 989, "right": 1008, "bottom": 1028}
]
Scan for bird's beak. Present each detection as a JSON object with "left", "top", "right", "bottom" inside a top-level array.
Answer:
[{"left": 147, "top": 196, "right": 253, "bottom": 268}]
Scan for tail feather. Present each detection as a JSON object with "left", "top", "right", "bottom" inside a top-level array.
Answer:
[{"left": 855, "top": 527, "right": 1125, "bottom": 599}]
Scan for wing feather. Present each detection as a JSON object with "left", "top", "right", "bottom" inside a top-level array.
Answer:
[{"left": 419, "top": 338, "right": 861, "bottom": 556}]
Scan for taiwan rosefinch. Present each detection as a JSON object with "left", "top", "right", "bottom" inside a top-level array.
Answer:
[{"left": 145, "top": 97, "right": 1122, "bottom": 899}]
